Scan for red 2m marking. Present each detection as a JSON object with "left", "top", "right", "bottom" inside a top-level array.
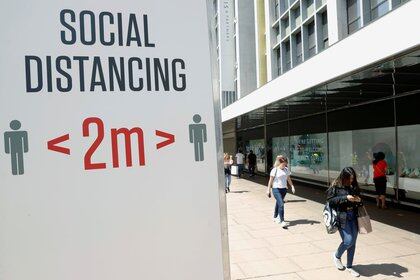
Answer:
[
  {"left": 111, "top": 127, "right": 145, "bottom": 168},
  {"left": 83, "top": 117, "right": 106, "bottom": 170}
]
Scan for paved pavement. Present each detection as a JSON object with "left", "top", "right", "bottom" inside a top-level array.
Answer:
[{"left": 226, "top": 176, "right": 420, "bottom": 280}]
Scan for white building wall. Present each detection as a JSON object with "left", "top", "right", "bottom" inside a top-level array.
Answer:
[
  {"left": 218, "top": 0, "right": 236, "bottom": 107},
  {"left": 326, "top": 0, "right": 347, "bottom": 44},
  {"left": 264, "top": 0, "right": 276, "bottom": 81},
  {"left": 236, "top": 0, "right": 258, "bottom": 98},
  {"left": 222, "top": 0, "right": 420, "bottom": 121}
]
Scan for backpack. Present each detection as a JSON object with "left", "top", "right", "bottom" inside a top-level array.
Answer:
[{"left": 323, "top": 201, "right": 338, "bottom": 234}]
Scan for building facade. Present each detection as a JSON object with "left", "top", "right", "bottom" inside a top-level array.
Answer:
[
  {"left": 220, "top": 0, "right": 420, "bottom": 207},
  {"left": 213, "top": 0, "right": 258, "bottom": 108}
]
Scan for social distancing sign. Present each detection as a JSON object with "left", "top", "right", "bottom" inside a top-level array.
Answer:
[{"left": 0, "top": 1, "right": 228, "bottom": 279}]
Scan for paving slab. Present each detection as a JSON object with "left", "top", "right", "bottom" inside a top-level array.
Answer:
[{"left": 226, "top": 176, "right": 420, "bottom": 280}]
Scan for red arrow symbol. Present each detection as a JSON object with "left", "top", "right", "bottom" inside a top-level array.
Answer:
[
  {"left": 156, "top": 130, "right": 175, "bottom": 150},
  {"left": 47, "top": 134, "right": 70, "bottom": 155}
]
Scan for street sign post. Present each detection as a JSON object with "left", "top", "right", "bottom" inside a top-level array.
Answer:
[{"left": 0, "top": 1, "right": 229, "bottom": 279}]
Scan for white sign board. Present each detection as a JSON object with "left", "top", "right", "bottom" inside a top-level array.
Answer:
[{"left": 0, "top": 1, "right": 228, "bottom": 279}]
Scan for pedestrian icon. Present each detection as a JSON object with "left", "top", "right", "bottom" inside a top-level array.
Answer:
[
  {"left": 4, "top": 120, "right": 29, "bottom": 175},
  {"left": 189, "top": 114, "right": 207, "bottom": 162}
]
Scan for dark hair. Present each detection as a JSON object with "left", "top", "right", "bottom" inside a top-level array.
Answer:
[
  {"left": 331, "top": 166, "right": 360, "bottom": 192},
  {"left": 250, "top": 150, "right": 254, "bottom": 153},
  {"left": 373, "top": 152, "right": 385, "bottom": 164}
]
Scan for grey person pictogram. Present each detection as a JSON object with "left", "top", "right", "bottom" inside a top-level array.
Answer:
[
  {"left": 4, "top": 120, "right": 29, "bottom": 175},
  {"left": 189, "top": 114, "right": 207, "bottom": 162}
]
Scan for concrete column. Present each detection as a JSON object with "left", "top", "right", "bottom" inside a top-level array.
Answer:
[
  {"left": 264, "top": 0, "right": 275, "bottom": 81},
  {"left": 326, "top": 0, "right": 348, "bottom": 44}
]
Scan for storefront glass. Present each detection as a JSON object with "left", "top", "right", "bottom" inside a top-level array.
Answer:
[
  {"left": 396, "top": 93, "right": 420, "bottom": 202},
  {"left": 272, "top": 136, "right": 289, "bottom": 163},
  {"left": 289, "top": 133, "right": 328, "bottom": 182},
  {"left": 329, "top": 127, "right": 396, "bottom": 194},
  {"left": 228, "top": 49, "right": 420, "bottom": 206},
  {"left": 247, "top": 139, "right": 266, "bottom": 173}
]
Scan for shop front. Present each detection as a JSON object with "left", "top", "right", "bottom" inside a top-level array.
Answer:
[{"left": 225, "top": 48, "right": 420, "bottom": 207}]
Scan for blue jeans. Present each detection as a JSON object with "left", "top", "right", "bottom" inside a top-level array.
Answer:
[
  {"left": 225, "top": 174, "right": 231, "bottom": 190},
  {"left": 336, "top": 211, "right": 358, "bottom": 268},
  {"left": 273, "top": 188, "right": 287, "bottom": 222},
  {"left": 237, "top": 164, "right": 244, "bottom": 178}
]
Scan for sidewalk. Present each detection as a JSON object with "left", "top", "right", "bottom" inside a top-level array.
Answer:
[{"left": 226, "top": 177, "right": 420, "bottom": 280}]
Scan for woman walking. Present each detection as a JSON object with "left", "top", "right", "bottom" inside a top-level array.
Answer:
[
  {"left": 328, "top": 167, "right": 362, "bottom": 277},
  {"left": 267, "top": 155, "right": 295, "bottom": 228},
  {"left": 373, "top": 152, "right": 388, "bottom": 209},
  {"left": 224, "top": 153, "right": 233, "bottom": 193}
]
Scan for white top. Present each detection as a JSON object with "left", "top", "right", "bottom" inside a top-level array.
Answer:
[
  {"left": 235, "top": 153, "right": 244, "bottom": 164},
  {"left": 270, "top": 167, "right": 291, "bottom": 189}
]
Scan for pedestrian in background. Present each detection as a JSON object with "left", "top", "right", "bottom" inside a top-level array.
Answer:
[
  {"left": 328, "top": 167, "right": 362, "bottom": 278},
  {"left": 373, "top": 152, "right": 388, "bottom": 209},
  {"left": 266, "top": 155, "right": 295, "bottom": 228},
  {"left": 224, "top": 153, "right": 233, "bottom": 193},
  {"left": 248, "top": 150, "right": 257, "bottom": 177},
  {"left": 235, "top": 149, "right": 245, "bottom": 178}
]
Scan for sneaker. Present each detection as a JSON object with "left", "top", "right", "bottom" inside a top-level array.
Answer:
[
  {"left": 347, "top": 267, "right": 360, "bottom": 277},
  {"left": 333, "top": 253, "right": 345, "bottom": 270},
  {"left": 273, "top": 217, "right": 280, "bottom": 223},
  {"left": 280, "top": 221, "right": 289, "bottom": 228}
]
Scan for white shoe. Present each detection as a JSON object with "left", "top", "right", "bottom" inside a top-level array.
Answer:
[
  {"left": 280, "top": 221, "right": 289, "bottom": 228},
  {"left": 333, "top": 253, "right": 345, "bottom": 270},
  {"left": 273, "top": 217, "right": 280, "bottom": 223},
  {"left": 347, "top": 267, "right": 360, "bottom": 277}
]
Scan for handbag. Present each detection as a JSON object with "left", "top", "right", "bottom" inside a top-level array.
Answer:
[{"left": 357, "top": 206, "right": 372, "bottom": 234}]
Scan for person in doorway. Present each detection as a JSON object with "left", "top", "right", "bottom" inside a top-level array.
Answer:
[
  {"left": 266, "top": 155, "right": 295, "bottom": 228},
  {"left": 373, "top": 152, "right": 388, "bottom": 209},
  {"left": 327, "top": 167, "right": 362, "bottom": 278},
  {"left": 248, "top": 150, "right": 257, "bottom": 177},
  {"left": 224, "top": 153, "right": 233, "bottom": 193},
  {"left": 235, "top": 149, "right": 245, "bottom": 178}
]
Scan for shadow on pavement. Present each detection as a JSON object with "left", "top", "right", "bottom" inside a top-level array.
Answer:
[
  {"left": 229, "top": 191, "right": 249, "bottom": 194},
  {"left": 287, "top": 219, "right": 320, "bottom": 227},
  {"left": 284, "top": 199, "right": 307, "bottom": 203},
  {"left": 354, "top": 263, "right": 408, "bottom": 278},
  {"left": 239, "top": 174, "right": 420, "bottom": 235}
]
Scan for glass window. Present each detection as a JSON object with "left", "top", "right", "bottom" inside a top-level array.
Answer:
[
  {"left": 292, "top": 7, "right": 301, "bottom": 29},
  {"left": 266, "top": 101, "right": 288, "bottom": 124},
  {"left": 236, "top": 128, "right": 265, "bottom": 173},
  {"left": 289, "top": 114, "right": 328, "bottom": 183},
  {"left": 267, "top": 120, "right": 289, "bottom": 170},
  {"left": 247, "top": 139, "right": 266, "bottom": 173},
  {"left": 306, "top": 0, "right": 315, "bottom": 16},
  {"left": 397, "top": 93, "right": 420, "bottom": 203},
  {"left": 321, "top": 11, "right": 328, "bottom": 50},
  {"left": 328, "top": 100, "right": 396, "bottom": 194},
  {"left": 282, "top": 17, "right": 290, "bottom": 38},
  {"left": 325, "top": 61, "right": 395, "bottom": 110},
  {"left": 272, "top": 136, "right": 289, "bottom": 168},
  {"left": 347, "top": 0, "right": 361, "bottom": 34},
  {"left": 280, "top": 0, "right": 289, "bottom": 14},
  {"left": 285, "top": 42, "right": 291, "bottom": 71},
  {"left": 371, "top": 0, "right": 389, "bottom": 20},
  {"left": 308, "top": 21, "right": 316, "bottom": 57},
  {"left": 275, "top": 0, "right": 280, "bottom": 19},
  {"left": 275, "top": 25, "right": 280, "bottom": 44},
  {"left": 277, "top": 48, "right": 281, "bottom": 76},
  {"left": 288, "top": 90, "right": 326, "bottom": 119},
  {"left": 296, "top": 32, "right": 303, "bottom": 64}
]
